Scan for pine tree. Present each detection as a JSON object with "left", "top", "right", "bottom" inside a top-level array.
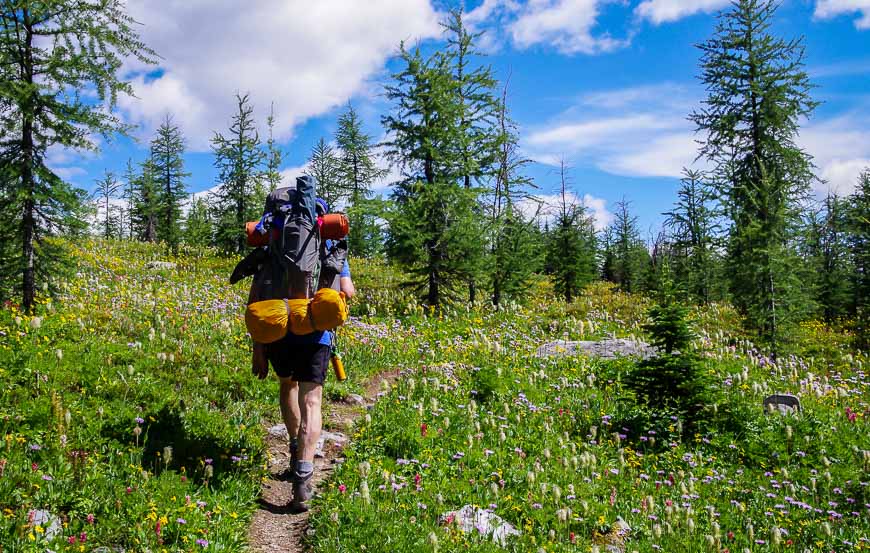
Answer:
[
  {"left": 130, "top": 160, "right": 161, "bottom": 242},
  {"left": 848, "top": 169, "right": 870, "bottom": 346},
  {"left": 211, "top": 93, "right": 266, "bottom": 253},
  {"left": 803, "top": 195, "right": 851, "bottom": 324},
  {"left": 664, "top": 169, "right": 721, "bottom": 304},
  {"left": 263, "top": 102, "right": 284, "bottom": 193},
  {"left": 691, "top": 0, "right": 817, "bottom": 352},
  {"left": 442, "top": 9, "right": 501, "bottom": 302},
  {"left": 306, "top": 138, "right": 344, "bottom": 210},
  {"left": 95, "top": 172, "right": 120, "bottom": 239},
  {"left": 607, "top": 199, "right": 650, "bottom": 293},
  {"left": 184, "top": 197, "right": 213, "bottom": 246},
  {"left": 382, "top": 44, "right": 478, "bottom": 305},
  {"left": 545, "top": 160, "right": 598, "bottom": 303},
  {"left": 0, "top": 1, "right": 156, "bottom": 311},
  {"left": 150, "top": 115, "right": 189, "bottom": 248},
  {"left": 489, "top": 81, "right": 539, "bottom": 306}
]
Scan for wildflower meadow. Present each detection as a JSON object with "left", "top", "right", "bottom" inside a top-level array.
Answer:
[{"left": 1, "top": 239, "right": 868, "bottom": 552}]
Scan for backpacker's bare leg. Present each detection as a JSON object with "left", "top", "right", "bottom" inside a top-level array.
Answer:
[
  {"left": 279, "top": 378, "right": 300, "bottom": 462},
  {"left": 297, "top": 381, "right": 322, "bottom": 461}
]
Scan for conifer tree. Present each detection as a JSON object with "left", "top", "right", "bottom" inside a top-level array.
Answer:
[
  {"left": 848, "top": 169, "right": 870, "bottom": 345},
  {"left": 131, "top": 160, "right": 161, "bottom": 242},
  {"left": 691, "top": 0, "right": 817, "bottom": 351},
  {"left": 803, "top": 195, "right": 851, "bottom": 323},
  {"left": 95, "top": 172, "right": 120, "bottom": 239},
  {"left": 307, "top": 138, "right": 344, "bottom": 210},
  {"left": 443, "top": 9, "right": 501, "bottom": 302},
  {"left": 184, "top": 197, "right": 213, "bottom": 246},
  {"left": 263, "top": 102, "right": 284, "bottom": 193},
  {"left": 150, "top": 115, "right": 189, "bottom": 248},
  {"left": 0, "top": 0, "right": 156, "bottom": 311},
  {"left": 545, "top": 160, "right": 598, "bottom": 303},
  {"left": 489, "top": 81, "right": 539, "bottom": 306},
  {"left": 211, "top": 93, "right": 266, "bottom": 253},
  {"left": 606, "top": 199, "right": 650, "bottom": 293},
  {"left": 122, "top": 160, "right": 138, "bottom": 240},
  {"left": 335, "top": 105, "right": 387, "bottom": 256},
  {"left": 664, "top": 169, "right": 720, "bottom": 304},
  {"left": 382, "top": 44, "right": 478, "bottom": 305}
]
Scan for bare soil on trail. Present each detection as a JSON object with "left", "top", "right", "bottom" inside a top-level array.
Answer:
[{"left": 247, "top": 370, "right": 401, "bottom": 553}]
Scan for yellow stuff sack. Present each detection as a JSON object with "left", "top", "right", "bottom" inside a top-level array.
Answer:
[{"left": 245, "top": 288, "right": 349, "bottom": 344}]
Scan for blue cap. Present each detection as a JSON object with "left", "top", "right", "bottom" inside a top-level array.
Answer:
[{"left": 315, "top": 198, "right": 329, "bottom": 215}]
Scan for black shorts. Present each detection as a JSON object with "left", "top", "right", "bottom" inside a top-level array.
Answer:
[{"left": 264, "top": 341, "right": 330, "bottom": 384}]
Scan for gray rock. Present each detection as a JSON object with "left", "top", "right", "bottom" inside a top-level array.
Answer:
[
  {"left": 763, "top": 394, "right": 801, "bottom": 414},
  {"left": 145, "top": 261, "right": 176, "bottom": 271},
  {"left": 92, "top": 548, "right": 127, "bottom": 553},
  {"left": 536, "top": 339, "right": 656, "bottom": 360},
  {"left": 344, "top": 393, "right": 366, "bottom": 406},
  {"left": 267, "top": 424, "right": 289, "bottom": 439},
  {"left": 315, "top": 431, "right": 348, "bottom": 458},
  {"left": 31, "top": 510, "right": 61, "bottom": 542},
  {"left": 439, "top": 505, "right": 520, "bottom": 546}
]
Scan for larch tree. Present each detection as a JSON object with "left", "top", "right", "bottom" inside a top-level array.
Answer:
[
  {"left": 664, "top": 168, "right": 720, "bottom": 304},
  {"left": 335, "top": 104, "right": 387, "bottom": 257},
  {"left": 606, "top": 199, "right": 649, "bottom": 293},
  {"left": 150, "top": 115, "right": 189, "bottom": 248},
  {"left": 489, "top": 79, "right": 539, "bottom": 306},
  {"left": 545, "top": 160, "right": 598, "bottom": 303},
  {"left": 803, "top": 194, "right": 851, "bottom": 324},
  {"left": 184, "top": 196, "right": 213, "bottom": 246},
  {"left": 130, "top": 159, "right": 160, "bottom": 242},
  {"left": 0, "top": 0, "right": 156, "bottom": 311},
  {"left": 691, "top": 0, "right": 817, "bottom": 352},
  {"left": 442, "top": 9, "right": 501, "bottom": 302},
  {"left": 95, "top": 171, "right": 120, "bottom": 239},
  {"left": 848, "top": 169, "right": 870, "bottom": 346},
  {"left": 306, "top": 137, "right": 344, "bottom": 211},
  {"left": 211, "top": 93, "right": 266, "bottom": 253},
  {"left": 382, "top": 44, "right": 478, "bottom": 305},
  {"left": 263, "top": 102, "right": 284, "bottom": 193}
]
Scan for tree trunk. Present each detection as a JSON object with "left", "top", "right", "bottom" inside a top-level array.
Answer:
[{"left": 21, "top": 9, "right": 36, "bottom": 313}]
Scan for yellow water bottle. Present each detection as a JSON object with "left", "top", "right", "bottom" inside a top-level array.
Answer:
[{"left": 331, "top": 350, "right": 346, "bottom": 381}]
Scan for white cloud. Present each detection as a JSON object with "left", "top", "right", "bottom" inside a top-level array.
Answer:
[
  {"left": 815, "top": 0, "right": 870, "bottom": 30},
  {"left": 519, "top": 191, "right": 613, "bottom": 229},
  {"left": 634, "top": 0, "right": 730, "bottom": 24},
  {"left": 798, "top": 114, "right": 870, "bottom": 195},
  {"left": 524, "top": 82, "right": 698, "bottom": 178},
  {"left": 120, "top": 0, "right": 441, "bottom": 150},
  {"left": 509, "top": 0, "right": 628, "bottom": 54}
]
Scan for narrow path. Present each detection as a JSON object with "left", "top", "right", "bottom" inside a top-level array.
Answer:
[{"left": 247, "top": 370, "right": 400, "bottom": 553}]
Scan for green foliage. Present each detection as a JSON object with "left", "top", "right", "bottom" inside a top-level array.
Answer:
[
  {"left": 307, "top": 137, "right": 344, "bottom": 211},
  {"left": 848, "top": 169, "right": 870, "bottom": 346},
  {"left": 664, "top": 168, "right": 722, "bottom": 304},
  {"left": 0, "top": 1, "right": 156, "bottom": 311},
  {"left": 150, "top": 115, "right": 190, "bottom": 249},
  {"left": 625, "top": 272, "right": 709, "bottom": 424},
  {"left": 692, "top": 0, "right": 817, "bottom": 352},
  {"left": 184, "top": 197, "right": 213, "bottom": 245},
  {"left": 602, "top": 199, "right": 650, "bottom": 293},
  {"left": 803, "top": 194, "right": 852, "bottom": 324},
  {"left": 210, "top": 93, "right": 267, "bottom": 253},
  {"left": 129, "top": 159, "right": 161, "bottom": 242}
]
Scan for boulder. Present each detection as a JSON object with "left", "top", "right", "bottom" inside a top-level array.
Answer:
[
  {"left": 763, "top": 394, "right": 801, "bottom": 415},
  {"left": 439, "top": 505, "right": 520, "bottom": 546},
  {"left": 145, "top": 261, "right": 176, "bottom": 271},
  {"left": 536, "top": 339, "right": 655, "bottom": 360}
]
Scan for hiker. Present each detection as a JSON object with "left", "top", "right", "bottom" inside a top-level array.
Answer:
[{"left": 245, "top": 181, "right": 354, "bottom": 511}]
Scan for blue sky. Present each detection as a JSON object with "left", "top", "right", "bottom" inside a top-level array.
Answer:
[{"left": 53, "top": 0, "right": 870, "bottom": 233}]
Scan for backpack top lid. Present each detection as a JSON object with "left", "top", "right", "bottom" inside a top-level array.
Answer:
[{"left": 263, "top": 175, "right": 318, "bottom": 224}]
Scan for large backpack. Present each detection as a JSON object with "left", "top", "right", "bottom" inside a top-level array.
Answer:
[
  {"left": 254, "top": 175, "right": 320, "bottom": 301},
  {"left": 251, "top": 175, "right": 349, "bottom": 301}
]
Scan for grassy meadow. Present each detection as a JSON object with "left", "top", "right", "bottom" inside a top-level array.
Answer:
[{"left": 1, "top": 240, "right": 868, "bottom": 552}]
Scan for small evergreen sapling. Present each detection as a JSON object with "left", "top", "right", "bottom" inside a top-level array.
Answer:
[{"left": 625, "top": 270, "right": 709, "bottom": 426}]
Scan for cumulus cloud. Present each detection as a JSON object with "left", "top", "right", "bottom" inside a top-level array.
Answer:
[
  {"left": 119, "top": 0, "right": 441, "bottom": 150},
  {"left": 814, "top": 0, "right": 870, "bottom": 29},
  {"left": 509, "top": 0, "right": 628, "bottom": 54},
  {"left": 634, "top": 0, "right": 730, "bottom": 24},
  {"left": 798, "top": 114, "right": 870, "bottom": 195}
]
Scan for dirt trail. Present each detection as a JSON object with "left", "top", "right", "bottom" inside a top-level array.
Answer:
[{"left": 247, "top": 370, "right": 400, "bottom": 553}]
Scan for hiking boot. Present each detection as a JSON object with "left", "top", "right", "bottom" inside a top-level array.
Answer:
[{"left": 290, "top": 470, "right": 314, "bottom": 512}]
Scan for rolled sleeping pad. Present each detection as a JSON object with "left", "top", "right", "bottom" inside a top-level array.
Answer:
[
  {"left": 319, "top": 213, "right": 350, "bottom": 240},
  {"left": 245, "top": 288, "right": 349, "bottom": 344},
  {"left": 245, "top": 221, "right": 280, "bottom": 247}
]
